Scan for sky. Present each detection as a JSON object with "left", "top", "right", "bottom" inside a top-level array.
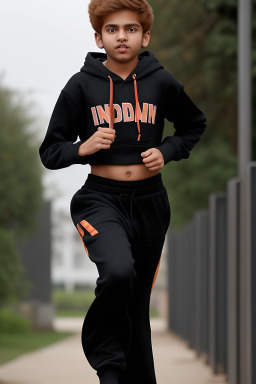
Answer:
[{"left": 0, "top": 0, "right": 103, "bottom": 212}]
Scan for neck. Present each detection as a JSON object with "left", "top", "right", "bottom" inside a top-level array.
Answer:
[{"left": 103, "top": 55, "right": 139, "bottom": 79}]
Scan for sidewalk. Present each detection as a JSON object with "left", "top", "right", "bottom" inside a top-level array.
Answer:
[{"left": 0, "top": 317, "right": 227, "bottom": 384}]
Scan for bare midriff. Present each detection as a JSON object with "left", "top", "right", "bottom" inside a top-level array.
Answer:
[{"left": 91, "top": 164, "right": 160, "bottom": 181}]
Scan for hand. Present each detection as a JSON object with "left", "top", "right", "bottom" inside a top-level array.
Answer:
[
  {"left": 78, "top": 127, "right": 116, "bottom": 156},
  {"left": 141, "top": 148, "right": 164, "bottom": 171}
]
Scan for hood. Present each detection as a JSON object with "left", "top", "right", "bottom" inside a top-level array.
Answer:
[
  {"left": 80, "top": 50, "right": 163, "bottom": 141},
  {"left": 80, "top": 50, "right": 163, "bottom": 82}
]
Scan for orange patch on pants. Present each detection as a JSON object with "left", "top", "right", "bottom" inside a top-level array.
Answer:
[
  {"left": 76, "top": 220, "right": 99, "bottom": 258},
  {"left": 80, "top": 220, "right": 99, "bottom": 236}
]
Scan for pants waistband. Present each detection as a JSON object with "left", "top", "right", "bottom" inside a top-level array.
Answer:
[{"left": 83, "top": 173, "right": 164, "bottom": 196}]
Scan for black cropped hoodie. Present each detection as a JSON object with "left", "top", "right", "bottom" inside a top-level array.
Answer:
[{"left": 39, "top": 50, "right": 207, "bottom": 169}]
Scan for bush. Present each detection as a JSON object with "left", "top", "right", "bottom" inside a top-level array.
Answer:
[
  {"left": 0, "top": 308, "right": 30, "bottom": 334},
  {"left": 0, "top": 229, "right": 30, "bottom": 309},
  {"left": 53, "top": 288, "right": 95, "bottom": 312}
]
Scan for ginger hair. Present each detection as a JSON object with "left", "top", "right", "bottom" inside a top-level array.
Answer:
[{"left": 88, "top": 0, "right": 154, "bottom": 34}]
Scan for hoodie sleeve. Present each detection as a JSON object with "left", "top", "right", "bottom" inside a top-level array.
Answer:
[
  {"left": 39, "top": 89, "right": 89, "bottom": 170},
  {"left": 155, "top": 79, "right": 207, "bottom": 165}
]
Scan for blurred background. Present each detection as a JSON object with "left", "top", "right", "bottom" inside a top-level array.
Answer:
[{"left": 0, "top": 0, "right": 255, "bottom": 383}]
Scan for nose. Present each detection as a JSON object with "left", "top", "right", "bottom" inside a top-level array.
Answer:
[{"left": 117, "top": 28, "right": 127, "bottom": 42}]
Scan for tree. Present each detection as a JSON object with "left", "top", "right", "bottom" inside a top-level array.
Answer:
[
  {"left": 148, "top": 0, "right": 238, "bottom": 148},
  {"left": 147, "top": 0, "right": 255, "bottom": 227},
  {"left": 164, "top": 137, "right": 237, "bottom": 228},
  {"left": 0, "top": 75, "right": 43, "bottom": 235},
  {"left": 0, "top": 74, "right": 43, "bottom": 305}
]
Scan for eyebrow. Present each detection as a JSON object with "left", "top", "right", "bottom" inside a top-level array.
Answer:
[{"left": 104, "top": 23, "right": 141, "bottom": 28}]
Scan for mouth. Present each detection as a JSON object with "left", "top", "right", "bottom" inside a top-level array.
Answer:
[{"left": 116, "top": 45, "right": 129, "bottom": 51}]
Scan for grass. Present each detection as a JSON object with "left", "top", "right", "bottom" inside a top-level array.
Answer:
[
  {"left": 53, "top": 288, "right": 95, "bottom": 315},
  {"left": 56, "top": 307, "right": 159, "bottom": 317},
  {"left": 56, "top": 309, "right": 88, "bottom": 317},
  {"left": 52, "top": 287, "right": 159, "bottom": 318},
  {"left": 0, "top": 330, "right": 74, "bottom": 366}
]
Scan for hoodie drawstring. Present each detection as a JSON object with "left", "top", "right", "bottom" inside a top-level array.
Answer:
[
  {"left": 108, "top": 74, "right": 141, "bottom": 141},
  {"left": 132, "top": 74, "right": 141, "bottom": 141},
  {"left": 108, "top": 75, "right": 114, "bottom": 130}
]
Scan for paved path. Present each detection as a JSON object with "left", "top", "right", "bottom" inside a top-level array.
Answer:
[{"left": 0, "top": 317, "right": 227, "bottom": 384}]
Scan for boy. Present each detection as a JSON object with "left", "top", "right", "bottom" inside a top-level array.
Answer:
[{"left": 39, "top": 0, "right": 207, "bottom": 383}]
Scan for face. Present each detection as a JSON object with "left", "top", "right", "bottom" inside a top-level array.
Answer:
[{"left": 94, "top": 9, "right": 150, "bottom": 64}]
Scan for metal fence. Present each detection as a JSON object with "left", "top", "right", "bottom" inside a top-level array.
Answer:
[{"left": 166, "top": 162, "right": 256, "bottom": 384}]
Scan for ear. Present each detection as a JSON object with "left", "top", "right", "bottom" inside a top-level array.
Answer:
[
  {"left": 141, "top": 30, "right": 151, "bottom": 48},
  {"left": 95, "top": 32, "right": 104, "bottom": 49}
]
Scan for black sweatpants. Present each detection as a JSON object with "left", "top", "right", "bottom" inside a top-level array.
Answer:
[{"left": 70, "top": 172, "right": 171, "bottom": 384}]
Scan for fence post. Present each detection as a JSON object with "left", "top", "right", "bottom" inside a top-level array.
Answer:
[
  {"left": 227, "top": 177, "right": 240, "bottom": 384},
  {"left": 243, "top": 163, "right": 256, "bottom": 384},
  {"left": 194, "top": 210, "right": 210, "bottom": 360},
  {"left": 209, "top": 193, "right": 227, "bottom": 374},
  {"left": 238, "top": 0, "right": 252, "bottom": 380}
]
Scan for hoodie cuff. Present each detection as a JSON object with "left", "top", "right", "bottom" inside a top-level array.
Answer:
[
  {"left": 155, "top": 140, "right": 178, "bottom": 165},
  {"left": 68, "top": 140, "right": 89, "bottom": 165}
]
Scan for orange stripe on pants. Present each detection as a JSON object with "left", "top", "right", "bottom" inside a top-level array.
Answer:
[{"left": 80, "top": 220, "right": 99, "bottom": 236}]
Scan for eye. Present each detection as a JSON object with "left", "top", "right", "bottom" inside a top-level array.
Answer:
[
  {"left": 128, "top": 28, "right": 137, "bottom": 32},
  {"left": 108, "top": 28, "right": 116, "bottom": 33}
]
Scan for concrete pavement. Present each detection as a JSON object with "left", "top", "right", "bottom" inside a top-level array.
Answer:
[{"left": 0, "top": 317, "right": 228, "bottom": 384}]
